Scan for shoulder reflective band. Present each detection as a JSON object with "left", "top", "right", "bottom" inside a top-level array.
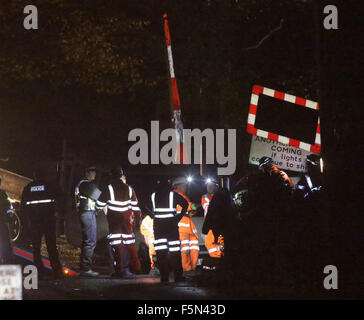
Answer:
[
  {"left": 108, "top": 184, "right": 115, "bottom": 201},
  {"left": 129, "top": 186, "right": 132, "bottom": 199},
  {"left": 151, "top": 192, "right": 156, "bottom": 210},
  {"left": 26, "top": 199, "right": 55, "bottom": 205},
  {"left": 75, "top": 180, "right": 88, "bottom": 196},
  {"left": 247, "top": 85, "right": 321, "bottom": 153},
  {"left": 169, "top": 191, "right": 174, "bottom": 208}
]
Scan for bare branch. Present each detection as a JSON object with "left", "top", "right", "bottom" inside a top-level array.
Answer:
[{"left": 242, "top": 18, "right": 284, "bottom": 51}]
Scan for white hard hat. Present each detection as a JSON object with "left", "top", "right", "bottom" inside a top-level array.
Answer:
[{"left": 172, "top": 176, "right": 187, "bottom": 186}]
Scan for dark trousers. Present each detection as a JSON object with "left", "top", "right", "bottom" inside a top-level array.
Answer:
[
  {"left": 154, "top": 216, "right": 183, "bottom": 281},
  {"left": 107, "top": 211, "right": 141, "bottom": 274},
  {"left": 79, "top": 211, "right": 97, "bottom": 271},
  {"left": 28, "top": 207, "right": 62, "bottom": 275},
  {"left": 0, "top": 222, "right": 13, "bottom": 264}
]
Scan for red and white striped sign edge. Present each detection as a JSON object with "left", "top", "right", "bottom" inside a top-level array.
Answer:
[{"left": 246, "top": 85, "right": 321, "bottom": 154}]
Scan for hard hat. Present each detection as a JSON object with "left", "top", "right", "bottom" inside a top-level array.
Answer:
[
  {"left": 172, "top": 176, "right": 187, "bottom": 186},
  {"left": 205, "top": 177, "right": 219, "bottom": 185},
  {"left": 111, "top": 167, "right": 124, "bottom": 178},
  {"left": 306, "top": 154, "right": 321, "bottom": 166},
  {"left": 258, "top": 156, "right": 274, "bottom": 170}
]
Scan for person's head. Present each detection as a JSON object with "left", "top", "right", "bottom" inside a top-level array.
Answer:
[
  {"left": 306, "top": 154, "right": 321, "bottom": 173},
  {"left": 206, "top": 177, "right": 219, "bottom": 195},
  {"left": 85, "top": 166, "right": 97, "bottom": 181},
  {"left": 258, "top": 156, "right": 275, "bottom": 174},
  {"left": 172, "top": 176, "right": 188, "bottom": 194},
  {"left": 111, "top": 167, "right": 124, "bottom": 181},
  {"left": 121, "top": 175, "right": 126, "bottom": 184}
]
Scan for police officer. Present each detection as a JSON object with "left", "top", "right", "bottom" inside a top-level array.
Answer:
[
  {"left": 0, "top": 175, "right": 14, "bottom": 264},
  {"left": 97, "top": 167, "right": 142, "bottom": 277},
  {"left": 21, "top": 169, "right": 63, "bottom": 278},
  {"left": 150, "top": 177, "right": 189, "bottom": 282},
  {"left": 75, "top": 166, "right": 101, "bottom": 277}
]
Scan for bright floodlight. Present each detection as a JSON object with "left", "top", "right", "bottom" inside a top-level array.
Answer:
[
  {"left": 187, "top": 176, "right": 193, "bottom": 183},
  {"left": 206, "top": 178, "right": 211, "bottom": 184}
]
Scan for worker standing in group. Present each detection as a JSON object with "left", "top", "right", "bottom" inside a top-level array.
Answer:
[
  {"left": 254, "top": 156, "right": 294, "bottom": 284},
  {"left": 21, "top": 168, "right": 63, "bottom": 279},
  {"left": 0, "top": 175, "right": 15, "bottom": 264},
  {"left": 173, "top": 178, "right": 199, "bottom": 272},
  {"left": 140, "top": 213, "right": 156, "bottom": 271},
  {"left": 75, "top": 166, "right": 101, "bottom": 277},
  {"left": 150, "top": 177, "right": 189, "bottom": 282},
  {"left": 201, "top": 178, "right": 224, "bottom": 259},
  {"left": 96, "top": 167, "right": 142, "bottom": 277}
]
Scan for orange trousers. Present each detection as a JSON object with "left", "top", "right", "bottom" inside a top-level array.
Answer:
[{"left": 180, "top": 232, "right": 199, "bottom": 271}]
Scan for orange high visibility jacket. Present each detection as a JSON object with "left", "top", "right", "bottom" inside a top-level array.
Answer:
[
  {"left": 201, "top": 193, "right": 224, "bottom": 258},
  {"left": 174, "top": 190, "right": 198, "bottom": 238},
  {"left": 140, "top": 215, "right": 154, "bottom": 245}
]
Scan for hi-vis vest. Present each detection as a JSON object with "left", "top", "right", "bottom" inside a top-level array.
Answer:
[
  {"left": 201, "top": 193, "right": 213, "bottom": 219},
  {"left": 96, "top": 183, "right": 140, "bottom": 213},
  {"left": 23, "top": 181, "right": 55, "bottom": 207},
  {"left": 75, "top": 180, "right": 95, "bottom": 211},
  {"left": 151, "top": 191, "right": 177, "bottom": 218}
]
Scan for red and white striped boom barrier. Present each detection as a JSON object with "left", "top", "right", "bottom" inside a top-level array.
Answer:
[
  {"left": 163, "top": 13, "right": 188, "bottom": 164},
  {"left": 246, "top": 85, "right": 321, "bottom": 154}
]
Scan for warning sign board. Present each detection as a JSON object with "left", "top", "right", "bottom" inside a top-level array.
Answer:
[
  {"left": 0, "top": 265, "right": 22, "bottom": 300},
  {"left": 249, "top": 135, "right": 311, "bottom": 172},
  {"left": 246, "top": 85, "right": 321, "bottom": 154}
]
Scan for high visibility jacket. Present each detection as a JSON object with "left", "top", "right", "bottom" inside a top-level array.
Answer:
[
  {"left": 97, "top": 180, "right": 142, "bottom": 245},
  {"left": 75, "top": 179, "right": 97, "bottom": 211},
  {"left": 140, "top": 215, "right": 155, "bottom": 268},
  {"left": 140, "top": 215, "right": 154, "bottom": 247},
  {"left": 97, "top": 180, "right": 141, "bottom": 216},
  {"left": 201, "top": 193, "right": 224, "bottom": 258},
  {"left": 21, "top": 180, "right": 57, "bottom": 211},
  {"left": 150, "top": 189, "right": 188, "bottom": 253},
  {"left": 173, "top": 190, "right": 199, "bottom": 271}
]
